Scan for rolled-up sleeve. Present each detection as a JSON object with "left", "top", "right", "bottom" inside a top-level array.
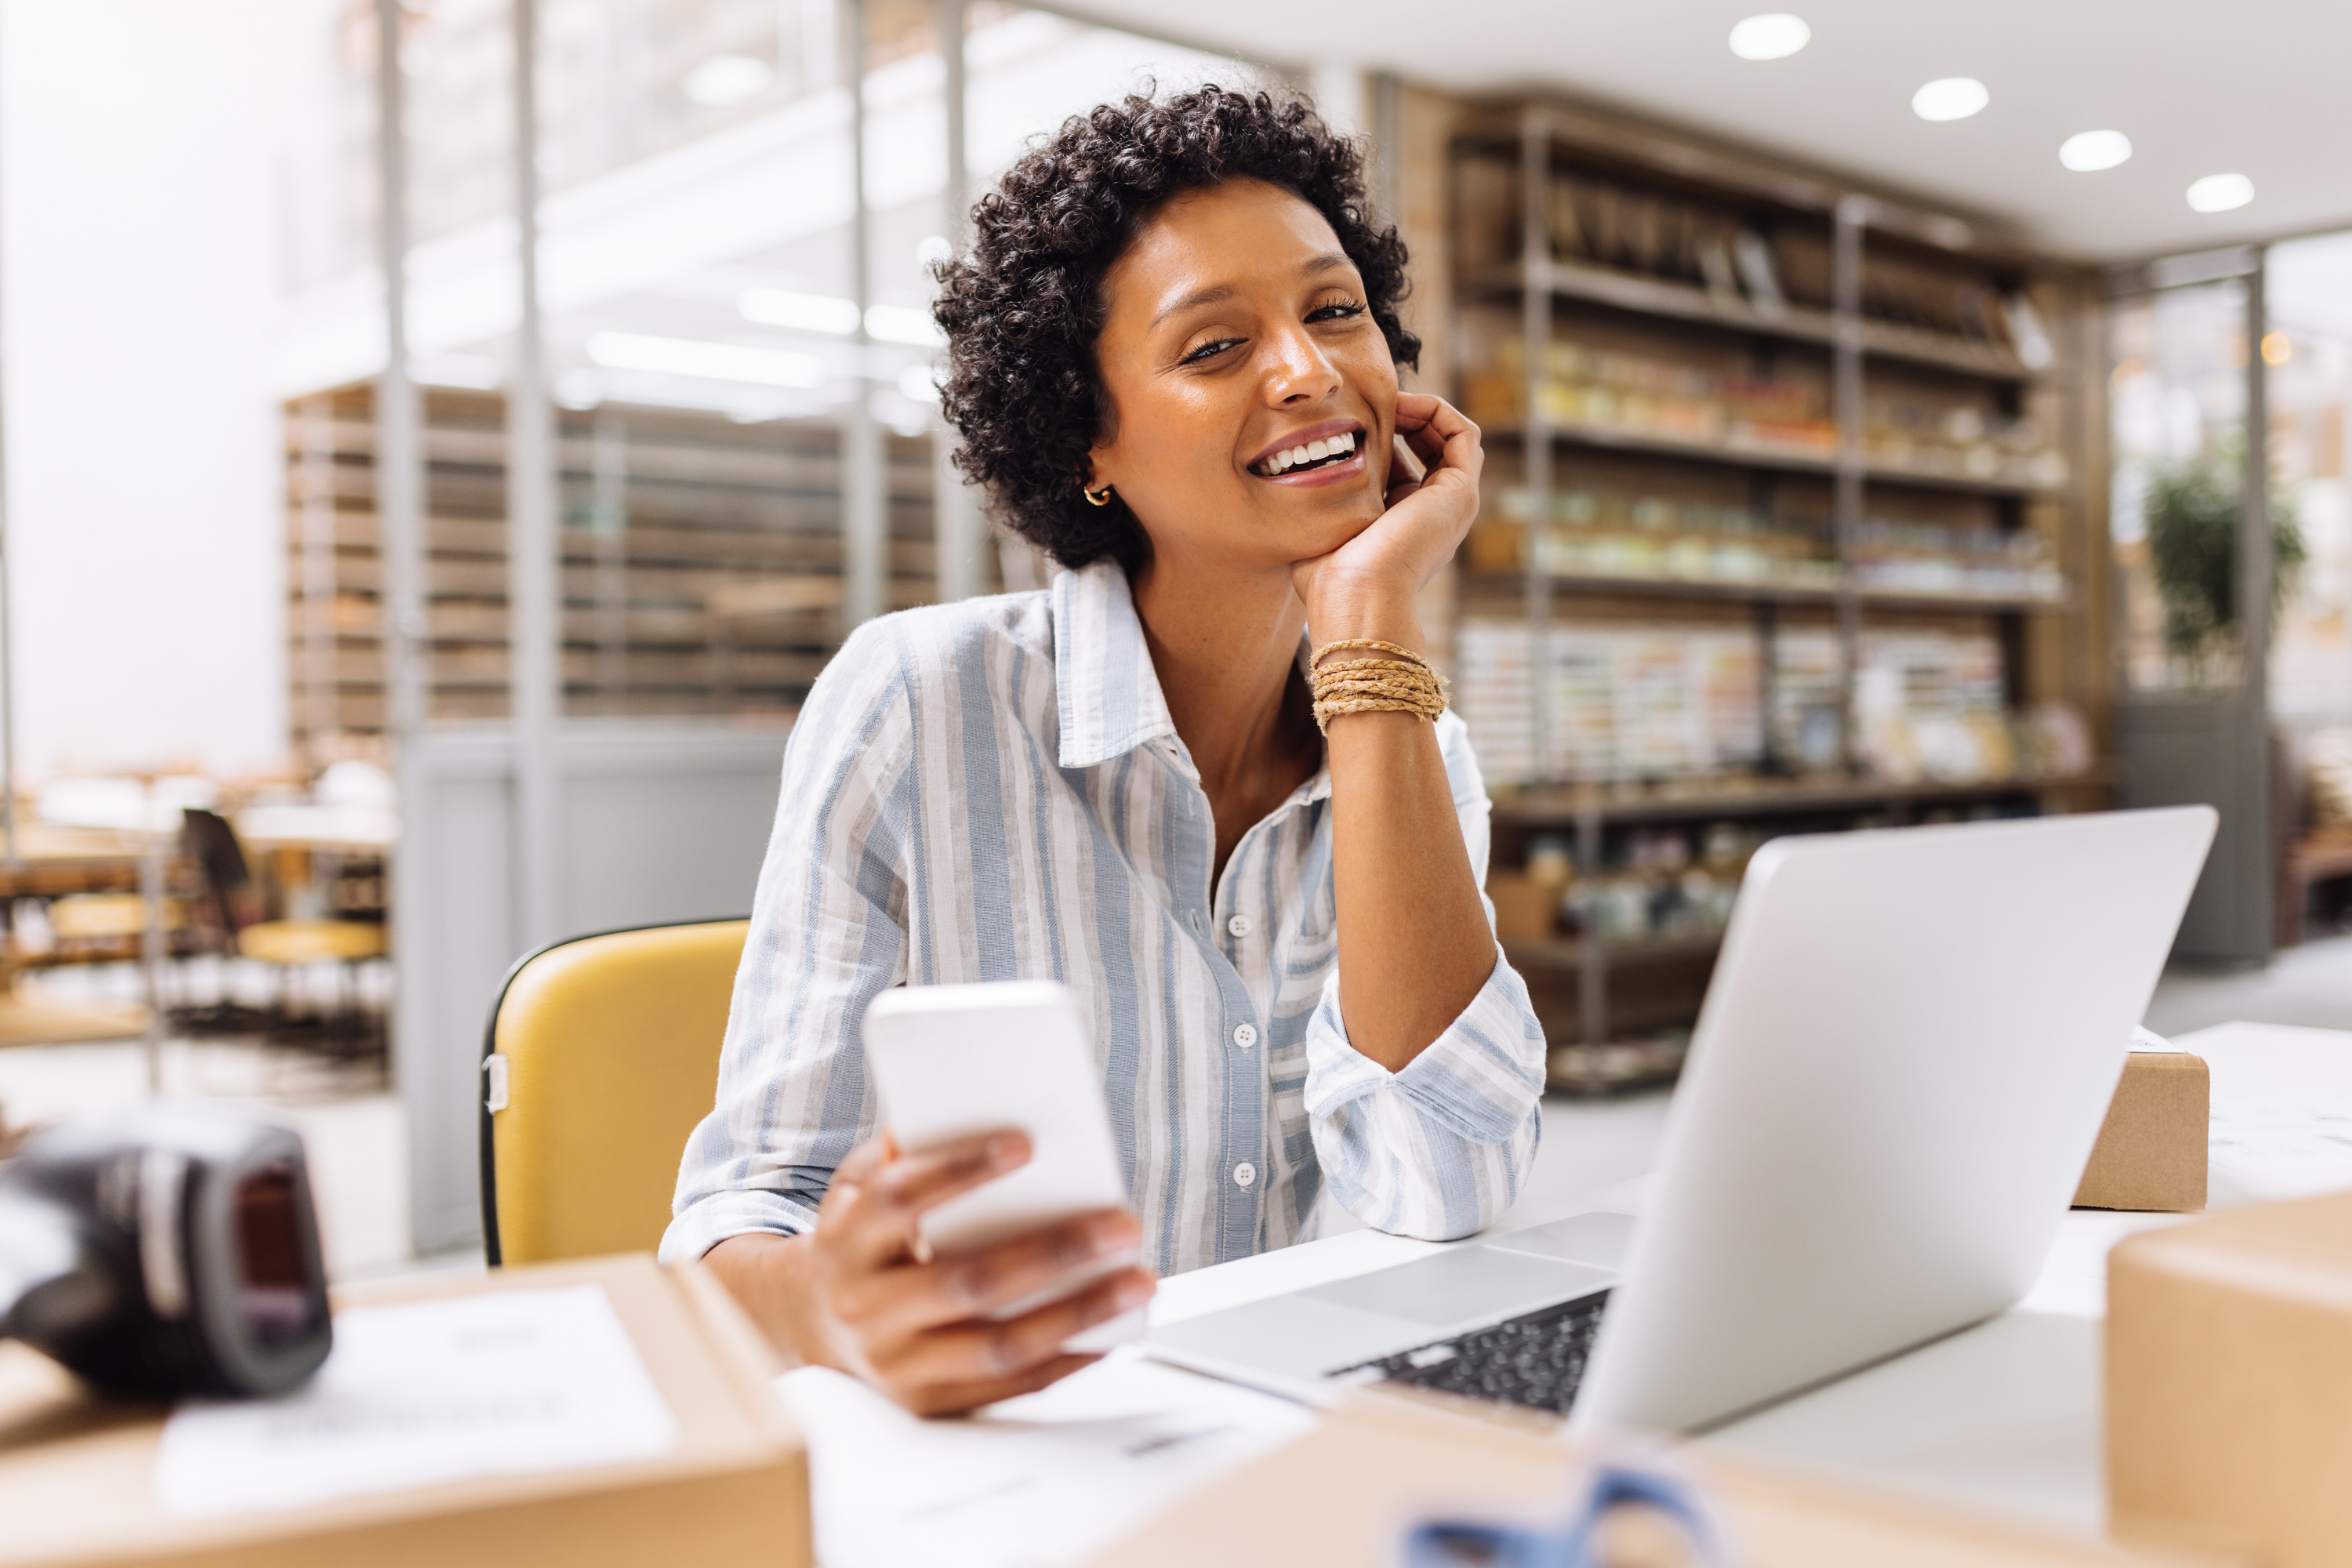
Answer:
[
  {"left": 660, "top": 619, "right": 913, "bottom": 1265},
  {"left": 1302, "top": 714, "right": 1548, "bottom": 1240}
]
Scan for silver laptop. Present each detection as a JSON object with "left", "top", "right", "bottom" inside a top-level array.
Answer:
[{"left": 1145, "top": 806, "right": 2217, "bottom": 1433}]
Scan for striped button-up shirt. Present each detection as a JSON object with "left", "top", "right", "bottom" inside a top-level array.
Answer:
[{"left": 662, "top": 559, "right": 1548, "bottom": 1277}]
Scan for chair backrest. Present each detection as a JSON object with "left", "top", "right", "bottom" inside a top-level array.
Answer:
[
  {"left": 179, "top": 808, "right": 251, "bottom": 936},
  {"left": 479, "top": 918, "right": 750, "bottom": 1265}
]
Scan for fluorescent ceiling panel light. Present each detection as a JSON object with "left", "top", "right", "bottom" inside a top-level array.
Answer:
[
  {"left": 585, "top": 331, "right": 826, "bottom": 387},
  {"left": 1728, "top": 14, "right": 1809, "bottom": 60},
  {"left": 2187, "top": 173, "right": 2255, "bottom": 212},
  {"left": 739, "top": 288, "right": 861, "bottom": 334},
  {"left": 866, "top": 303, "right": 945, "bottom": 347},
  {"left": 2058, "top": 129, "right": 2132, "bottom": 172},
  {"left": 1911, "top": 78, "right": 1989, "bottom": 122},
  {"left": 683, "top": 53, "right": 774, "bottom": 107}
]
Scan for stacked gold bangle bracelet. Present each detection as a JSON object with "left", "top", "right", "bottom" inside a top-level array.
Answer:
[{"left": 1308, "top": 638, "right": 1450, "bottom": 735}]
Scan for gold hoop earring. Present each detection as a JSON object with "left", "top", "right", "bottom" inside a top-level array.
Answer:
[{"left": 1083, "top": 483, "right": 1114, "bottom": 507}]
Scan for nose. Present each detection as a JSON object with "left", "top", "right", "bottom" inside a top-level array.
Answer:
[{"left": 1260, "top": 321, "right": 1340, "bottom": 407}]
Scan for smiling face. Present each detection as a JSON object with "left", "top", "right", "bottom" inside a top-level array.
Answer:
[{"left": 1086, "top": 178, "right": 1398, "bottom": 580}]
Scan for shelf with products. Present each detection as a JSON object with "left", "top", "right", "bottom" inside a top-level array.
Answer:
[
  {"left": 1468, "top": 571, "right": 2067, "bottom": 615},
  {"left": 282, "top": 383, "right": 952, "bottom": 746},
  {"left": 1490, "top": 768, "right": 2110, "bottom": 830},
  {"left": 1461, "top": 257, "right": 2034, "bottom": 382},
  {"left": 1454, "top": 613, "right": 2098, "bottom": 793},
  {"left": 1443, "top": 100, "right": 2106, "bottom": 1088},
  {"left": 1461, "top": 338, "right": 2069, "bottom": 498}
]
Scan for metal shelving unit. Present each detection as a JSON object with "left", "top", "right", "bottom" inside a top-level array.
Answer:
[{"left": 1454, "top": 103, "right": 2107, "bottom": 1082}]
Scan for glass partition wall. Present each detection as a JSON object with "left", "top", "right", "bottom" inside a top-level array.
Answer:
[
  {"left": 2108, "top": 231, "right": 2352, "bottom": 959},
  {"left": 285, "top": 1, "right": 1258, "bottom": 750},
  {"left": 285, "top": 2, "right": 1272, "bottom": 1253}
]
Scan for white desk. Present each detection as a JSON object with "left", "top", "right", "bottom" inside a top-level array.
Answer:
[{"left": 787, "top": 1022, "right": 2352, "bottom": 1566}]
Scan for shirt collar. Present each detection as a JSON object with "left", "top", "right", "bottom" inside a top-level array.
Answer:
[
  {"left": 1049, "top": 560, "right": 1334, "bottom": 809},
  {"left": 1053, "top": 559, "right": 1178, "bottom": 770}
]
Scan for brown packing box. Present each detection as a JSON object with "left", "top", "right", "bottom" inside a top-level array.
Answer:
[
  {"left": 1486, "top": 869, "right": 1558, "bottom": 942},
  {"left": 0, "top": 1253, "right": 809, "bottom": 1568},
  {"left": 2107, "top": 1190, "right": 2352, "bottom": 1568},
  {"left": 2073, "top": 1050, "right": 2209, "bottom": 1213},
  {"left": 1092, "top": 1392, "right": 2218, "bottom": 1567}
]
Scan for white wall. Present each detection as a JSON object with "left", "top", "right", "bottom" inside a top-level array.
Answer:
[{"left": 1, "top": 0, "right": 298, "bottom": 782}]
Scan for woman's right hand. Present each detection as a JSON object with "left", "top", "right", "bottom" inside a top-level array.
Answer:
[{"left": 706, "top": 1129, "right": 1154, "bottom": 1416}]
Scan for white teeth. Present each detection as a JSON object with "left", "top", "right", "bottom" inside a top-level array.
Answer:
[{"left": 1257, "top": 432, "right": 1359, "bottom": 475}]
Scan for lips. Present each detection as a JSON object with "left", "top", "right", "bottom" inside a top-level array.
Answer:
[{"left": 1247, "top": 419, "right": 1365, "bottom": 479}]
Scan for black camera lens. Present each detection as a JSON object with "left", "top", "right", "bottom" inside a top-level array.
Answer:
[{"left": 234, "top": 1163, "right": 323, "bottom": 1349}]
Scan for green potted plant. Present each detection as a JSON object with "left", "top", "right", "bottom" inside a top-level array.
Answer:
[{"left": 2143, "top": 448, "right": 2304, "bottom": 687}]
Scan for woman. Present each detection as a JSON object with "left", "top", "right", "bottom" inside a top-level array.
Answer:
[{"left": 664, "top": 85, "right": 1546, "bottom": 1415}]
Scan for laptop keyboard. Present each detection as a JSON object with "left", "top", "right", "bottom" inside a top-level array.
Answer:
[{"left": 1338, "top": 1290, "right": 1612, "bottom": 1414}]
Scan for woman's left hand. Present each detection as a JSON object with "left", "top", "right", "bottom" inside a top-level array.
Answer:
[{"left": 1290, "top": 392, "right": 1483, "bottom": 633}]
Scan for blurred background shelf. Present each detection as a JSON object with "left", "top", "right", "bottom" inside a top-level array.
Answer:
[
  {"left": 1490, "top": 768, "right": 2116, "bottom": 829},
  {"left": 1466, "top": 568, "right": 2068, "bottom": 615},
  {"left": 1485, "top": 422, "right": 2061, "bottom": 498},
  {"left": 1463, "top": 257, "right": 2032, "bottom": 382},
  {"left": 1442, "top": 100, "right": 2110, "bottom": 1079}
]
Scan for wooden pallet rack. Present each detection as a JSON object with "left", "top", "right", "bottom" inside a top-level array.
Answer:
[
  {"left": 285, "top": 384, "right": 958, "bottom": 747},
  {"left": 1446, "top": 103, "right": 2111, "bottom": 1090}
]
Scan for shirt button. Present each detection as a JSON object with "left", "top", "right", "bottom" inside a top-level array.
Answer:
[
  {"left": 1227, "top": 913, "right": 1253, "bottom": 938},
  {"left": 1232, "top": 1022, "right": 1258, "bottom": 1049},
  {"left": 1234, "top": 1161, "right": 1258, "bottom": 1189}
]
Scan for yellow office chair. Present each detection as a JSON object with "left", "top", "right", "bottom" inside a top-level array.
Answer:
[{"left": 478, "top": 918, "right": 750, "bottom": 1265}]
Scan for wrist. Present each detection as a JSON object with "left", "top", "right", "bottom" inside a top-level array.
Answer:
[{"left": 1304, "top": 580, "right": 1425, "bottom": 655}]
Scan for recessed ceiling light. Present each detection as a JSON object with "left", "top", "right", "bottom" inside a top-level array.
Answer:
[
  {"left": 1911, "top": 77, "right": 1989, "bottom": 122},
  {"left": 2058, "top": 129, "right": 2132, "bottom": 172},
  {"left": 683, "top": 53, "right": 774, "bottom": 107},
  {"left": 1728, "top": 14, "right": 1809, "bottom": 60},
  {"left": 2187, "top": 173, "right": 2255, "bottom": 213}
]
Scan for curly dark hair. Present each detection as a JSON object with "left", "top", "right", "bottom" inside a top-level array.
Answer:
[{"left": 931, "top": 84, "right": 1420, "bottom": 575}]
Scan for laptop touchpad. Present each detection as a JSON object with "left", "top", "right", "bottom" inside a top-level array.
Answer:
[
  {"left": 1484, "top": 1212, "right": 1638, "bottom": 1269},
  {"left": 1302, "top": 1247, "right": 1613, "bottom": 1327}
]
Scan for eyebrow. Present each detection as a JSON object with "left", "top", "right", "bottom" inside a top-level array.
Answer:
[{"left": 1149, "top": 251, "right": 1356, "bottom": 330}]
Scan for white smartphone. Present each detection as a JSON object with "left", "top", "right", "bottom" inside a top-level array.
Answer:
[{"left": 861, "top": 980, "right": 1145, "bottom": 1352}]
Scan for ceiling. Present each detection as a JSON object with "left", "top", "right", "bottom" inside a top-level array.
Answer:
[{"left": 1065, "top": 0, "right": 2352, "bottom": 264}]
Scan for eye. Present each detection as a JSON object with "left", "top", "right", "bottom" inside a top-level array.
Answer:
[
  {"left": 1178, "top": 335, "right": 1244, "bottom": 366},
  {"left": 1308, "top": 297, "right": 1367, "bottom": 324}
]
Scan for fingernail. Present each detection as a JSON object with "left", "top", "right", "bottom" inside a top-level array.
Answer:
[
  {"left": 1092, "top": 1218, "right": 1137, "bottom": 1257},
  {"left": 1115, "top": 1274, "right": 1154, "bottom": 1309},
  {"left": 987, "top": 1133, "right": 1025, "bottom": 1166}
]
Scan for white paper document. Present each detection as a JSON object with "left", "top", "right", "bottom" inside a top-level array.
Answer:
[
  {"left": 2208, "top": 1096, "right": 2352, "bottom": 1202},
  {"left": 154, "top": 1283, "right": 680, "bottom": 1518},
  {"left": 785, "top": 1349, "right": 1319, "bottom": 1568}
]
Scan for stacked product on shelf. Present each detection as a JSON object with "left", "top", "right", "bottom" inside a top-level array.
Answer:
[
  {"left": 281, "top": 384, "right": 955, "bottom": 749},
  {"left": 1446, "top": 102, "right": 2107, "bottom": 1090}
]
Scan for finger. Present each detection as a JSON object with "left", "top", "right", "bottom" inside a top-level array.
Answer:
[
  {"left": 1404, "top": 397, "right": 1476, "bottom": 466},
  {"left": 889, "top": 1267, "right": 1155, "bottom": 1388},
  {"left": 869, "top": 1129, "right": 1030, "bottom": 1217},
  {"left": 833, "top": 1130, "right": 1029, "bottom": 1266},
  {"left": 897, "top": 1352, "right": 1104, "bottom": 1419},
  {"left": 1392, "top": 390, "right": 1443, "bottom": 431},
  {"left": 872, "top": 1209, "right": 1142, "bottom": 1337}
]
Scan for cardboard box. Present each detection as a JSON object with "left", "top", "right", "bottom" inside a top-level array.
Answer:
[
  {"left": 1486, "top": 870, "right": 1559, "bottom": 942},
  {"left": 0, "top": 1254, "right": 809, "bottom": 1568},
  {"left": 2073, "top": 1049, "right": 2208, "bottom": 1212},
  {"left": 1092, "top": 1392, "right": 2205, "bottom": 1566},
  {"left": 2108, "top": 1191, "right": 2352, "bottom": 1568}
]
